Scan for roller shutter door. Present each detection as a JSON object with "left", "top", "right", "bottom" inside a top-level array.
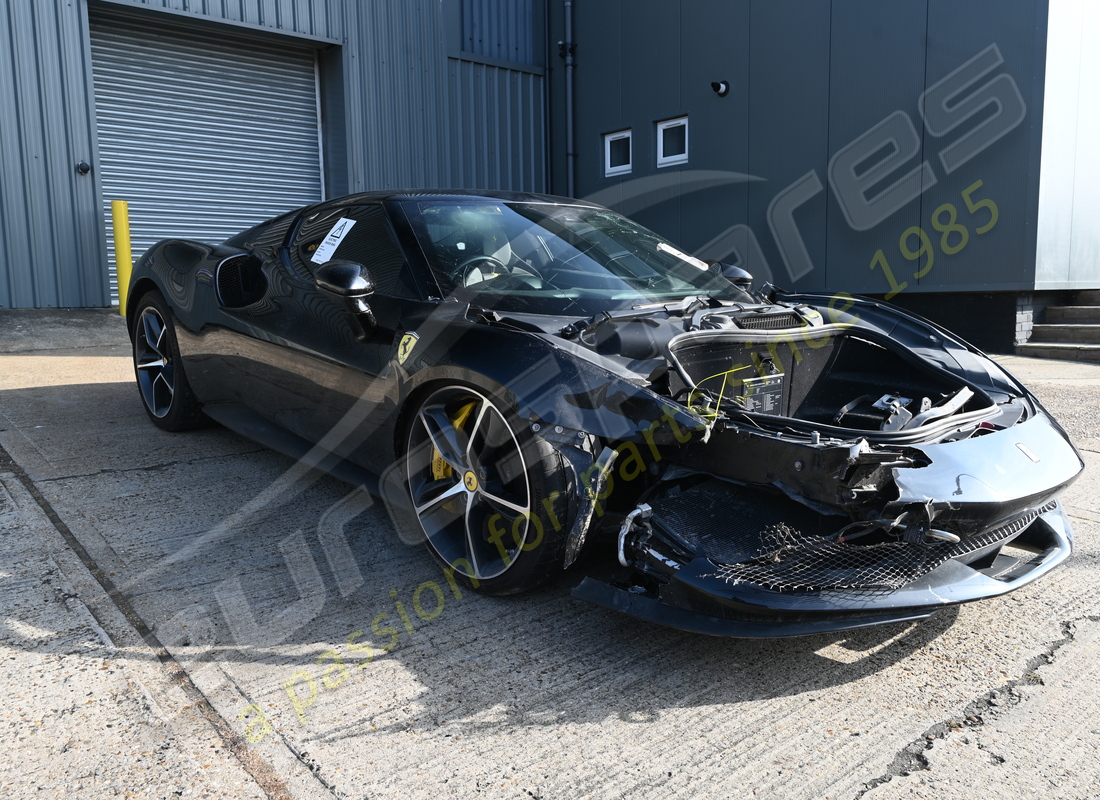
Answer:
[{"left": 89, "top": 8, "right": 323, "bottom": 302}]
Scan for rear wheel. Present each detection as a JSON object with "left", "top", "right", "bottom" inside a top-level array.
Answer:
[
  {"left": 132, "top": 291, "right": 205, "bottom": 431},
  {"left": 404, "top": 384, "right": 572, "bottom": 595}
]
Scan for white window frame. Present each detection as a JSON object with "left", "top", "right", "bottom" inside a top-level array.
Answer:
[
  {"left": 603, "top": 129, "right": 632, "bottom": 176},
  {"left": 657, "top": 116, "right": 689, "bottom": 168}
]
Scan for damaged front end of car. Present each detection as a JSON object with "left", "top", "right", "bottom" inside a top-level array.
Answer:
[{"left": 565, "top": 290, "right": 1083, "bottom": 636}]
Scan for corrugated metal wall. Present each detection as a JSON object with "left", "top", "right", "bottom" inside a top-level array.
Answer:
[
  {"left": 341, "top": 0, "right": 546, "bottom": 193},
  {"left": 92, "top": 0, "right": 344, "bottom": 43},
  {"left": 0, "top": 0, "right": 107, "bottom": 308},
  {"left": 461, "top": 0, "right": 537, "bottom": 65},
  {"left": 341, "top": 0, "right": 448, "bottom": 191},
  {"left": 0, "top": 0, "right": 546, "bottom": 308},
  {"left": 446, "top": 62, "right": 546, "bottom": 190}
]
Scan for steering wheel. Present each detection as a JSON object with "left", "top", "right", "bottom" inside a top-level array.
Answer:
[
  {"left": 456, "top": 254, "right": 543, "bottom": 288},
  {"left": 457, "top": 254, "right": 510, "bottom": 286}
]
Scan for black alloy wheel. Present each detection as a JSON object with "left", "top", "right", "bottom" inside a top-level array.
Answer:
[
  {"left": 132, "top": 291, "right": 205, "bottom": 431},
  {"left": 405, "top": 384, "right": 572, "bottom": 595}
]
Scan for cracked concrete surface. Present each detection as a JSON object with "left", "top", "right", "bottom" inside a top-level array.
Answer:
[
  {"left": 862, "top": 617, "right": 1100, "bottom": 799},
  {"left": 0, "top": 311, "right": 1097, "bottom": 799}
]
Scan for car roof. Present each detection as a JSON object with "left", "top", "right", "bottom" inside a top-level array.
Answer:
[
  {"left": 315, "top": 188, "right": 603, "bottom": 207},
  {"left": 226, "top": 189, "right": 605, "bottom": 247}
]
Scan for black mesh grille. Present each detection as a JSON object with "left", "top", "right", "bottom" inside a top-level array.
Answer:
[
  {"left": 734, "top": 312, "right": 806, "bottom": 330},
  {"left": 649, "top": 480, "right": 1056, "bottom": 594},
  {"left": 217, "top": 257, "right": 248, "bottom": 306},
  {"left": 216, "top": 256, "right": 265, "bottom": 307}
]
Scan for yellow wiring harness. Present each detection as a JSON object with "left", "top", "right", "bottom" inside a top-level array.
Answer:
[{"left": 687, "top": 364, "right": 754, "bottom": 420}]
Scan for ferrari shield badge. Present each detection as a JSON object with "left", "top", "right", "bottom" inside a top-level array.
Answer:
[{"left": 397, "top": 332, "right": 419, "bottom": 365}]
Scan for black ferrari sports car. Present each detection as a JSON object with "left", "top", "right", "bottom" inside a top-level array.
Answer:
[{"left": 126, "top": 190, "right": 1083, "bottom": 637}]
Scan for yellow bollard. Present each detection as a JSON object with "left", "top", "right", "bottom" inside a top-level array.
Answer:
[{"left": 111, "top": 200, "right": 133, "bottom": 316}]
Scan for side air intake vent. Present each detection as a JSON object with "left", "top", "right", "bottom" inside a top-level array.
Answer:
[{"left": 216, "top": 255, "right": 267, "bottom": 308}]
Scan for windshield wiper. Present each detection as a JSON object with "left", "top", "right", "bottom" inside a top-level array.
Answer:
[{"left": 560, "top": 295, "right": 711, "bottom": 343}]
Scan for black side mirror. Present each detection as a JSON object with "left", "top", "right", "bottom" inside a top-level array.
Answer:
[
  {"left": 315, "top": 260, "right": 376, "bottom": 338},
  {"left": 711, "top": 261, "right": 753, "bottom": 293}
]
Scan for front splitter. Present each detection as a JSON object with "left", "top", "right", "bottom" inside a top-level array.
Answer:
[
  {"left": 573, "top": 503, "right": 1073, "bottom": 638},
  {"left": 571, "top": 577, "right": 938, "bottom": 638}
]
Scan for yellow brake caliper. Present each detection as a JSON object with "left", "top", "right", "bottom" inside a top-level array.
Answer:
[{"left": 432, "top": 401, "right": 477, "bottom": 481}]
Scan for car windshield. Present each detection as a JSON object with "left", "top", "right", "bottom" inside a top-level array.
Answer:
[{"left": 403, "top": 200, "right": 751, "bottom": 314}]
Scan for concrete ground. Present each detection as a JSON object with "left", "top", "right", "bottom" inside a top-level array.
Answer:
[{"left": 0, "top": 308, "right": 1097, "bottom": 799}]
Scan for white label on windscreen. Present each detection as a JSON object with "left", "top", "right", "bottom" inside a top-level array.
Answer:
[
  {"left": 657, "top": 242, "right": 709, "bottom": 270},
  {"left": 310, "top": 217, "right": 357, "bottom": 264}
]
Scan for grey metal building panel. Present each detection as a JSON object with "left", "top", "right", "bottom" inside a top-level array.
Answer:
[
  {"left": 446, "top": 61, "right": 546, "bottom": 191},
  {"left": 614, "top": 1, "right": 685, "bottom": 241},
  {"left": 915, "top": 0, "right": 1047, "bottom": 291},
  {"left": 341, "top": 0, "right": 449, "bottom": 190},
  {"left": 566, "top": 2, "right": 746, "bottom": 257},
  {"left": 746, "top": 1, "right": 832, "bottom": 289},
  {"left": 94, "top": 0, "right": 343, "bottom": 43},
  {"left": 559, "top": 0, "right": 1065, "bottom": 295},
  {"left": 341, "top": 0, "right": 545, "bottom": 193},
  {"left": 824, "top": 0, "right": 930, "bottom": 294},
  {"left": 0, "top": 0, "right": 547, "bottom": 307},
  {"left": 462, "top": 0, "right": 537, "bottom": 65},
  {"left": 0, "top": 0, "right": 108, "bottom": 308},
  {"left": 572, "top": 0, "right": 625, "bottom": 206},
  {"left": 618, "top": 0, "right": 682, "bottom": 122},
  {"left": 674, "top": 0, "right": 751, "bottom": 262},
  {"left": 573, "top": 0, "right": 757, "bottom": 248},
  {"left": 89, "top": 6, "right": 323, "bottom": 300}
]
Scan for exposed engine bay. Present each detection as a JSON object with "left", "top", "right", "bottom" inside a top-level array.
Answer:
[{"left": 548, "top": 290, "right": 1081, "bottom": 635}]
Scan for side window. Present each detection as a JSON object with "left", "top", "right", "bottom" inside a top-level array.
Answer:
[
  {"left": 604, "top": 129, "right": 632, "bottom": 177},
  {"left": 291, "top": 204, "right": 416, "bottom": 297},
  {"left": 291, "top": 206, "right": 350, "bottom": 277},
  {"left": 657, "top": 116, "right": 688, "bottom": 168}
]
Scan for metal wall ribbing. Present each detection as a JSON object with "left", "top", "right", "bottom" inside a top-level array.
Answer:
[
  {"left": 341, "top": 0, "right": 546, "bottom": 194},
  {"left": 341, "top": 0, "right": 448, "bottom": 191},
  {"left": 461, "top": 0, "right": 537, "bottom": 65},
  {"left": 447, "top": 61, "right": 546, "bottom": 191},
  {"left": 0, "top": 0, "right": 107, "bottom": 308},
  {"left": 93, "top": 0, "right": 344, "bottom": 43}
]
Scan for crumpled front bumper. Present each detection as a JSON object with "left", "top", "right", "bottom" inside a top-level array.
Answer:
[
  {"left": 573, "top": 411, "right": 1081, "bottom": 638},
  {"left": 574, "top": 501, "right": 1072, "bottom": 637}
]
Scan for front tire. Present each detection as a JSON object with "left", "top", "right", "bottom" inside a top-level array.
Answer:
[
  {"left": 404, "top": 384, "right": 573, "bottom": 595},
  {"left": 132, "top": 291, "right": 206, "bottom": 431}
]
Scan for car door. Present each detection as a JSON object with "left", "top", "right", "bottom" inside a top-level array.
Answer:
[{"left": 217, "top": 202, "right": 430, "bottom": 473}]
